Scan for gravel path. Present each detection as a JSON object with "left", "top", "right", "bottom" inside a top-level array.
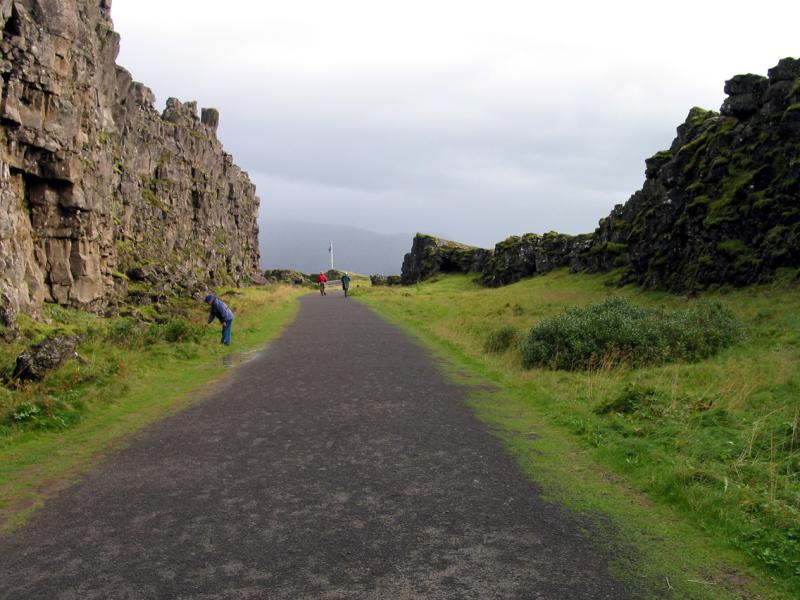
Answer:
[{"left": 0, "top": 294, "right": 635, "bottom": 599}]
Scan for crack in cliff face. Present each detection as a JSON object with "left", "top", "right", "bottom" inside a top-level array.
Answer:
[{"left": 0, "top": 0, "right": 261, "bottom": 316}]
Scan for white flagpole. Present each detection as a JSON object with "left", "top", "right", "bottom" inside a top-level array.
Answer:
[{"left": 329, "top": 241, "right": 334, "bottom": 271}]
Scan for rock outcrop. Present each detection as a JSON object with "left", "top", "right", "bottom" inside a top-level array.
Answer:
[
  {"left": 586, "top": 57, "right": 800, "bottom": 290},
  {"left": 263, "top": 269, "right": 310, "bottom": 286},
  {"left": 402, "top": 58, "right": 800, "bottom": 291},
  {"left": 0, "top": 0, "right": 260, "bottom": 316},
  {"left": 481, "top": 232, "right": 592, "bottom": 287},
  {"left": 0, "top": 292, "right": 18, "bottom": 340},
  {"left": 370, "top": 274, "right": 401, "bottom": 286},
  {"left": 400, "top": 234, "right": 492, "bottom": 285},
  {"left": 401, "top": 231, "right": 591, "bottom": 287},
  {"left": 13, "top": 335, "right": 78, "bottom": 381}
]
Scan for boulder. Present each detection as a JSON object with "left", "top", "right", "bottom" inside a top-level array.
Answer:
[
  {"left": 14, "top": 336, "right": 79, "bottom": 381},
  {"left": 264, "top": 269, "right": 309, "bottom": 285}
]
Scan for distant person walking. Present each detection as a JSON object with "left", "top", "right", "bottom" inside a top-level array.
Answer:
[
  {"left": 341, "top": 272, "right": 351, "bottom": 297},
  {"left": 317, "top": 272, "right": 328, "bottom": 296},
  {"left": 205, "top": 292, "right": 234, "bottom": 345}
]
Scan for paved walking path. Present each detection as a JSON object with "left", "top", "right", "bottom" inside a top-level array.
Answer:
[{"left": 0, "top": 294, "right": 634, "bottom": 599}]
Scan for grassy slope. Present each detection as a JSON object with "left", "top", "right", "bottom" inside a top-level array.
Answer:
[
  {"left": 0, "top": 285, "right": 305, "bottom": 532},
  {"left": 354, "top": 271, "right": 800, "bottom": 600}
]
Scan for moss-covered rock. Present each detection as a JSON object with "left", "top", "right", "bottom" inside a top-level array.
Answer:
[
  {"left": 481, "top": 231, "right": 585, "bottom": 286},
  {"left": 263, "top": 269, "right": 311, "bottom": 286},
  {"left": 400, "top": 234, "right": 492, "bottom": 284},
  {"left": 583, "top": 57, "right": 800, "bottom": 291}
]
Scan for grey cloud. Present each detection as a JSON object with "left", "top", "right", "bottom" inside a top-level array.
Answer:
[{"left": 113, "top": 2, "right": 771, "bottom": 253}]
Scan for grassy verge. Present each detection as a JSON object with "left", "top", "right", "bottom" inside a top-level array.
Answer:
[
  {"left": 354, "top": 271, "right": 800, "bottom": 600},
  {"left": 0, "top": 285, "right": 305, "bottom": 532}
]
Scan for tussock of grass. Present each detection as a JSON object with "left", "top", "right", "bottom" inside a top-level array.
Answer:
[
  {"left": 483, "top": 325, "right": 519, "bottom": 353},
  {"left": 358, "top": 271, "right": 800, "bottom": 599}
]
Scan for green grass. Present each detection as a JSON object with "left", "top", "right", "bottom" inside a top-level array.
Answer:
[
  {"left": 354, "top": 271, "right": 800, "bottom": 600},
  {"left": 0, "top": 285, "right": 304, "bottom": 532}
]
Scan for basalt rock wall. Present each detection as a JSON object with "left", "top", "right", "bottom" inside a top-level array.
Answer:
[
  {"left": 0, "top": 0, "right": 260, "bottom": 316},
  {"left": 586, "top": 57, "right": 800, "bottom": 290},
  {"left": 400, "top": 234, "right": 492, "bottom": 285},
  {"left": 480, "top": 232, "right": 593, "bottom": 287},
  {"left": 402, "top": 58, "right": 800, "bottom": 291},
  {"left": 400, "top": 232, "right": 591, "bottom": 287}
]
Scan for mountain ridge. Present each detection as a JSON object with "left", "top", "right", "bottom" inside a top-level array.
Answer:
[{"left": 260, "top": 219, "right": 410, "bottom": 275}]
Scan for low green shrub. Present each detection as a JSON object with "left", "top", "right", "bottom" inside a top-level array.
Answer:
[
  {"left": 10, "top": 401, "right": 40, "bottom": 423},
  {"left": 107, "top": 317, "right": 202, "bottom": 346},
  {"left": 666, "top": 300, "right": 746, "bottom": 361},
  {"left": 106, "top": 318, "right": 146, "bottom": 348},
  {"left": 484, "top": 325, "right": 519, "bottom": 353},
  {"left": 519, "top": 297, "right": 744, "bottom": 370},
  {"left": 160, "top": 318, "right": 203, "bottom": 343},
  {"left": 4, "top": 390, "right": 86, "bottom": 431}
]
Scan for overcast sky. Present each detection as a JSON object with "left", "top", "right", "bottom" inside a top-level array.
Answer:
[{"left": 112, "top": 1, "right": 799, "bottom": 248}]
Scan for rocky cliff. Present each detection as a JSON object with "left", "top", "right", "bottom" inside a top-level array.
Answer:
[
  {"left": 0, "top": 0, "right": 260, "bottom": 316},
  {"left": 400, "top": 234, "right": 491, "bottom": 285},
  {"left": 480, "top": 232, "right": 592, "bottom": 287},
  {"left": 586, "top": 57, "right": 800, "bottom": 290},
  {"left": 402, "top": 58, "right": 800, "bottom": 291}
]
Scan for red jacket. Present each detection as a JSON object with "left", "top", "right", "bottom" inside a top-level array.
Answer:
[{"left": 317, "top": 274, "right": 328, "bottom": 283}]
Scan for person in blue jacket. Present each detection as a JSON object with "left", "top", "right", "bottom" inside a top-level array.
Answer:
[{"left": 205, "top": 293, "right": 234, "bottom": 345}]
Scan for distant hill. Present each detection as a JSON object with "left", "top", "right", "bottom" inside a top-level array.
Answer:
[{"left": 260, "top": 220, "right": 411, "bottom": 275}]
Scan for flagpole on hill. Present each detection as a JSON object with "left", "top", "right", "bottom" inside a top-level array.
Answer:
[{"left": 329, "top": 241, "right": 334, "bottom": 271}]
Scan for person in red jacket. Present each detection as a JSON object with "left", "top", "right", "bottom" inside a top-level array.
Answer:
[{"left": 317, "top": 272, "right": 328, "bottom": 296}]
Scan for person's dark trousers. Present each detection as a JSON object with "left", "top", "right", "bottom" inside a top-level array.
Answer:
[{"left": 221, "top": 319, "right": 233, "bottom": 345}]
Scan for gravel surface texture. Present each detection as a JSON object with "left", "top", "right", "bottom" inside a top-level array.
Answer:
[{"left": 0, "top": 294, "right": 635, "bottom": 599}]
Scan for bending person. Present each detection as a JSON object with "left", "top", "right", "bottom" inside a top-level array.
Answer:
[{"left": 205, "top": 292, "right": 234, "bottom": 345}]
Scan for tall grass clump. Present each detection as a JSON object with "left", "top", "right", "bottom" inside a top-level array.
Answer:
[
  {"left": 105, "top": 317, "right": 147, "bottom": 348},
  {"left": 520, "top": 297, "right": 744, "bottom": 370},
  {"left": 484, "top": 325, "right": 519, "bottom": 353},
  {"left": 105, "top": 317, "right": 203, "bottom": 347},
  {"left": 160, "top": 318, "right": 203, "bottom": 343}
]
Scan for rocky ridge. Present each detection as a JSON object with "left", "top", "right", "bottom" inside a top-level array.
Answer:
[
  {"left": 402, "top": 58, "right": 800, "bottom": 290},
  {"left": 400, "top": 234, "right": 491, "bottom": 285},
  {"left": 0, "top": 0, "right": 260, "bottom": 317}
]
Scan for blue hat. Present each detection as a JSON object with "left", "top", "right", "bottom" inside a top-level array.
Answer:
[{"left": 204, "top": 293, "right": 213, "bottom": 302}]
